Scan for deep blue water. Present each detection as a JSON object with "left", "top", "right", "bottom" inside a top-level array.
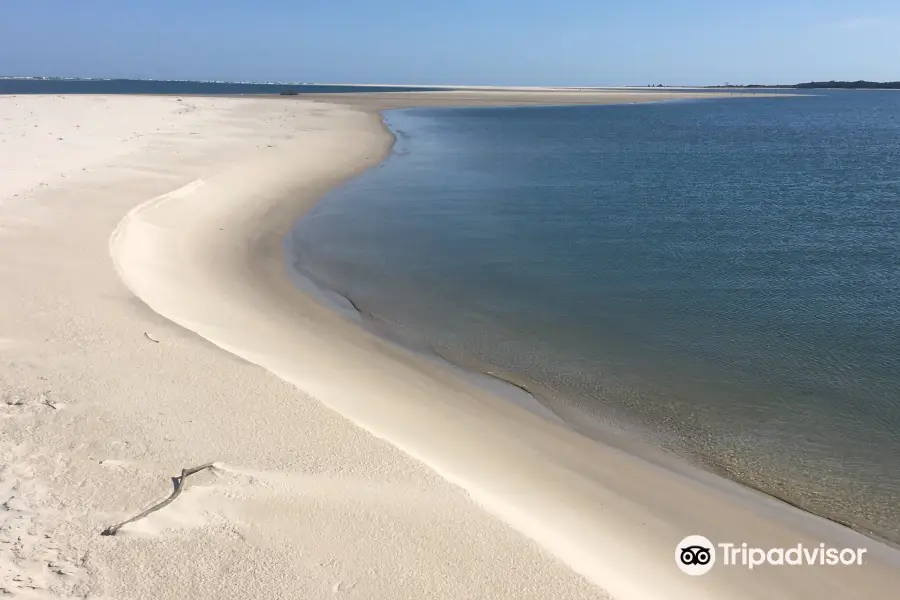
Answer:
[
  {"left": 290, "top": 92, "right": 900, "bottom": 542},
  {"left": 0, "top": 77, "right": 437, "bottom": 95}
]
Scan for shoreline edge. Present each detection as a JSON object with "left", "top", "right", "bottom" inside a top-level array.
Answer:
[{"left": 106, "top": 96, "right": 900, "bottom": 599}]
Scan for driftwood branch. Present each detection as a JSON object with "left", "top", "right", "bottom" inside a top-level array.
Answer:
[{"left": 101, "top": 463, "right": 216, "bottom": 536}]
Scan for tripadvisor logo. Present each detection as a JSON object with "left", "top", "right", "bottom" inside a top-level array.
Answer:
[
  {"left": 675, "top": 535, "right": 867, "bottom": 575},
  {"left": 676, "top": 535, "right": 716, "bottom": 576}
]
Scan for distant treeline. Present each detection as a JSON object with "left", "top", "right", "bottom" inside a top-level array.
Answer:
[
  {"left": 794, "top": 81, "right": 900, "bottom": 89},
  {"left": 706, "top": 81, "right": 900, "bottom": 90}
]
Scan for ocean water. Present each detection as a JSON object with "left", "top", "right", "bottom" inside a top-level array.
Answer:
[
  {"left": 0, "top": 77, "right": 437, "bottom": 95},
  {"left": 289, "top": 93, "right": 900, "bottom": 542}
]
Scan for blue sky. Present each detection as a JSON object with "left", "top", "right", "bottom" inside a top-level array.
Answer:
[{"left": 1, "top": 1, "right": 898, "bottom": 86}]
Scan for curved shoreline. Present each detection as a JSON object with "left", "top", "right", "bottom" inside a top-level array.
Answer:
[
  {"left": 110, "top": 98, "right": 900, "bottom": 599},
  {"left": 295, "top": 107, "right": 900, "bottom": 549}
]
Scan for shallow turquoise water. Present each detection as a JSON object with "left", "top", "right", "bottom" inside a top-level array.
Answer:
[{"left": 289, "top": 93, "right": 900, "bottom": 542}]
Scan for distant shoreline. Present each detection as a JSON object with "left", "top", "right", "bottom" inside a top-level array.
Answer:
[
  {"left": 4, "top": 75, "right": 900, "bottom": 92},
  {"left": 704, "top": 81, "right": 900, "bottom": 90}
]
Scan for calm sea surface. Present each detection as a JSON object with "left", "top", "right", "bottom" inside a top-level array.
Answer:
[
  {"left": 0, "top": 77, "right": 437, "bottom": 95},
  {"left": 291, "top": 93, "right": 900, "bottom": 542}
]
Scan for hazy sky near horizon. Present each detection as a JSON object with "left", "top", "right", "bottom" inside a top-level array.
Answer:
[{"left": 2, "top": 1, "right": 899, "bottom": 86}]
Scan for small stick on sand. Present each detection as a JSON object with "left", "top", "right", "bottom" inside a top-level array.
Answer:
[
  {"left": 101, "top": 463, "right": 216, "bottom": 536},
  {"left": 143, "top": 332, "right": 160, "bottom": 343}
]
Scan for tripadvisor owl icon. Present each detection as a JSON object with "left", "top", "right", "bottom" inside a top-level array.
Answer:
[{"left": 676, "top": 535, "right": 716, "bottom": 575}]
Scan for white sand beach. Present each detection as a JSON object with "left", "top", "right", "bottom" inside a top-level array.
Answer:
[{"left": 2, "top": 93, "right": 899, "bottom": 600}]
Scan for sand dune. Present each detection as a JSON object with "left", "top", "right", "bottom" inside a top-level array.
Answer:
[{"left": 2, "top": 93, "right": 899, "bottom": 599}]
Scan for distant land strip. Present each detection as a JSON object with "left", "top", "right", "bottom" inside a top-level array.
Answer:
[
  {"left": 3, "top": 76, "right": 900, "bottom": 91},
  {"left": 703, "top": 80, "right": 900, "bottom": 89}
]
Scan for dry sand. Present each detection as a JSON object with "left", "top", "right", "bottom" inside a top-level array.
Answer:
[{"left": 1, "top": 92, "right": 898, "bottom": 600}]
